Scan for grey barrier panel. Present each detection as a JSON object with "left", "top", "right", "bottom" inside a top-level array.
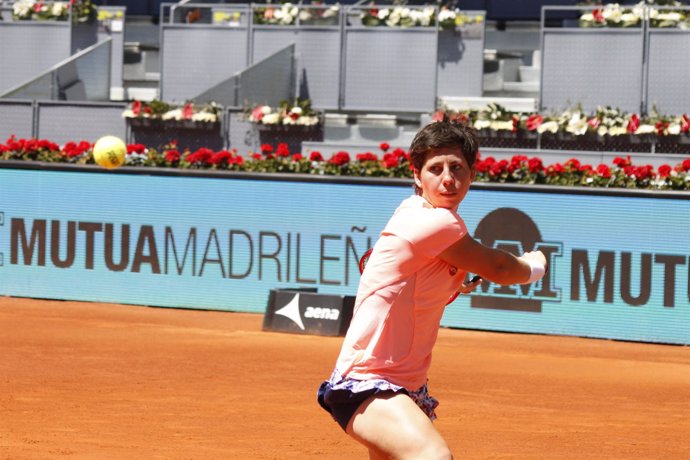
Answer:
[
  {"left": 342, "top": 7, "right": 438, "bottom": 112},
  {"left": 436, "top": 12, "right": 486, "bottom": 98},
  {"left": 0, "top": 100, "right": 34, "bottom": 141},
  {"left": 1, "top": 38, "right": 112, "bottom": 102},
  {"left": 293, "top": 28, "right": 342, "bottom": 110},
  {"left": 226, "top": 109, "right": 260, "bottom": 152},
  {"left": 160, "top": 3, "right": 251, "bottom": 102},
  {"left": 97, "top": 6, "right": 127, "bottom": 95},
  {"left": 540, "top": 7, "right": 645, "bottom": 113},
  {"left": 195, "top": 43, "right": 295, "bottom": 108},
  {"left": 250, "top": 5, "right": 343, "bottom": 109},
  {"left": 0, "top": 17, "right": 71, "bottom": 94},
  {"left": 647, "top": 29, "right": 690, "bottom": 115},
  {"left": 36, "top": 102, "right": 127, "bottom": 145}
]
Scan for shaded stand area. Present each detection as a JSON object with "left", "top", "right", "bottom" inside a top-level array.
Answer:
[{"left": 128, "top": 119, "right": 224, "bottom": 151}]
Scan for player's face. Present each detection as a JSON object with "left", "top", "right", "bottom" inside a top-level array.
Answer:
[{"left": 414, "top": 147, "right": 475, "bottom": 211}]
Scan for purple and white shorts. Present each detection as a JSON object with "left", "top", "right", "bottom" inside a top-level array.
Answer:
[{"left": 317, "top": 368, "right": 439, "bottom": 431}]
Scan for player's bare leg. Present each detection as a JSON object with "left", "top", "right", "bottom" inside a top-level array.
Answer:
[{"left": 347, "top": 393, "right": 452, "bottom": 460}]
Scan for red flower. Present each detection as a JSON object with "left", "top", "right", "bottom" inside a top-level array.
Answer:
[
  {"left": 379, "top": 142, "right": 390, "bottom": 152},
  {"left": 657, "top": 164, "right": 672, "bottom": 177},
  {"left": 292, "top": 153, "right": 304, "bottom": 161},
  {"left": 579, "top": 164, "right": 593, "bottom": 174},
  {"left": 527, "top": 157, "right": 543, "bottom": 173},
  {"left": 261, "top": 144, "right": 274, "bottom": 154},
  {"left": 182, "top": 103, "right": 194, "bottom": 120},
  {"left": 210, "top": 150, "right": 234, "bottom": 165},
  {"left": 626, "top": 114, "right": 640, "bottom": 134},
  {"left": 547, "top": 163, "right": 565, "bottom": 176},
  {"left": 681, "top": 159, "right": 690, "bottom": 172},
  {"left": 681, "top": 115, "right": 690, "bottom": 133},
  {"left": 132, "top": 100, "right": 142, "bottom": 117},
  {"left": 251, "top": 105, "right": 265, "bottom": 121},
  {"left": 165, "top": 149, "right": 181, "bottom": 163},
  {"left": 593, "top": 9, "right": 605, "bottom": 23},
  {"left": 587, "top": 117, "right": 600, "bottom": 130},
  {"left": 565, "top": 158, "right": 581, "bottom": 170},
  {"left": 512, "top": 115, "right": 520, "bottom": 133},
  {"left": 276, "top": 143, "right": 290, "bottom": 157},
  {"left": 61, "top": 140, "right": 91, "bottom": 158},
  {"left": 489, "top": 159, "right": 508, "bottom": 176},
  {"left": 526, "top": 114, "right": 544, "bottom": 131},
  {"left": 329, "top": 151, "right": 351, "bottom": 166},
  {"left": 309, "top": 151, "right": 324, "bottom": 162},
  {"left": 613, "top": 156, "right": 631, "bottom": 168},
  {"left": 251, "top": 153, "right": 262, "bottom": 160},
  {"left": 356, "top": 152, "right": 378, "bottom": 162},
  {"left": 127, "top": 144, "right": 146, "bottom": 154},
  {"left": 596, "top": 164, "right": 611, "bottom": 178},
  {"left": 655, "top": 120, "right": 669, "bottom": 136},
  {"left": 431, "top": 110, "right": 445, "bottom": 122},
  {"left": 186, "top": 148, "right": 214, "bottom": 165},
  {"left": 475, "top": 156, "right": 496, "bottom": 174}
]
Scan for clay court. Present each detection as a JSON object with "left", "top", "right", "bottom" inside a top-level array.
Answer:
[{"left": 1, "top": 296, "right": 689, "bottom": 459}]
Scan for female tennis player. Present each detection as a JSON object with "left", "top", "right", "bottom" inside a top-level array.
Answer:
[{"left": 317, "top": 116, "right": 547, "bottom": 459}]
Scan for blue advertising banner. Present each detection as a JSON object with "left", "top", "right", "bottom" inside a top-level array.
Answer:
[{"left": 0, "top": 166, "right": 688, "bottom": 344}]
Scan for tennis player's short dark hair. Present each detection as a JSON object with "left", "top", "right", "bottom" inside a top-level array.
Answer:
[{"left": 409, "top": 115, "right": 480, "bottom": 173}]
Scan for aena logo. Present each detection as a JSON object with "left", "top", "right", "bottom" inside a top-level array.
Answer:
[{"left": 275, "top": 293, "right": 340, "bottom": 330}]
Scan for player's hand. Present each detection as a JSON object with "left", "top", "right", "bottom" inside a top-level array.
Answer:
[{"left": 458, "top": 275, "right": 483, "bottom": 294}]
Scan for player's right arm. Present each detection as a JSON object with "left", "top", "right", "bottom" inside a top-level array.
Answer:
[{"left": 437, "top": 233, "right": 546, "bottom": 285}]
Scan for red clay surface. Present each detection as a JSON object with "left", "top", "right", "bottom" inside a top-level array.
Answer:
[{"left": 1, "top": 296, "right": 689, "bottom": 459}]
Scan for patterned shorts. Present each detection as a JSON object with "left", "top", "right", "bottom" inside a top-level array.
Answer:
[{"left": 317, "top": 368, "right": 439, "bottom": 432}]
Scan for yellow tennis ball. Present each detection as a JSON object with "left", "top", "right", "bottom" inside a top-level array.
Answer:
[{"left": 93, "top": 135, "right": 126, "bottom": 169}]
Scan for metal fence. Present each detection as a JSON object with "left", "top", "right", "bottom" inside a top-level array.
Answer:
[
  {"left": 540, "top": 5, "right": 690, "bottom": 115},
  {"left": 158, "top": 3, "right": 486, "bottom": 112}
]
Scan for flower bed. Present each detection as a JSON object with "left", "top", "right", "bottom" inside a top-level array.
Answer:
[
  {"left": 2, "top": 136, "right": 690, "bottom": 191},
  {"left": 11, "top": 0, "right": 96, "bottom": 23},
  {"left": 578, "top": 1, "right": 690, "bottom": 28},
  {"left": 436, "top": 104, "right": 690, "bottom": 152}
]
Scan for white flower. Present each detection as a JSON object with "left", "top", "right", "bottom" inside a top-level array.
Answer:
[
  {"left": 13, "top": 0, "right": 32, "bottom": 17},
  {"left": 386, "top": 11, "right": 401, "bottom": 27},
  {"left": 566, "top": 113, "right": 588, "bottom": 135},
  {"left": 262, "top": 113, "right": 280, "bottom": 124},
  {"left": 537, "top": 121, "right": 559, "bottom": 134},
  {"left": 597, "top": 126, "right": 608, "bottom": 136},
  {"left": 323, "top": 6, "right": 339, "bottom": 18},
  {"left": 608, "top": 126, "right": 628, "bottom": 136},
  {"left": 162, "top": 109, "right": 183, "bottom": 121},
  {"left": 121, "top": 109, "right": 135, "bottom": 119},
  {"left": 668, "top": 123, "right": 681, "bottom": 135},
  {"left": 635, "top": 124, "right": 656, "bottom": 134},
  {"left": 377, "top": 9, "right": 389, "bottom": 20},
  {"left": 399, "top": 8, "right": 410, "bottom": 19},
  {"left": 191, "top": 112, "right": 217, "bottom": 123},
  {"left": 490, "top": 120, "right": 514, "bottom": 131},
  {"left": 438, "top": 9, "right": 456, "bottom": 22},
  {"left": 52, "top": 2, "right": 67, "bottom": 17},
  {"left": 261, "top": 106, "right": 272, "bottom": 115},
  {"left": 282, "top": 116, "right": 296, "bottom": 125},
  {"left": 300, "top": 116, "right": 320, "bottom": 126},
  {"left": 474, "top": 120, "right": 491, "bottom": 129},
  {"left": 290, "top": 106, "right": 303, "bottom": 116},
  {"left": 298, "top": 10, "right": 311, "bottom": 22}
]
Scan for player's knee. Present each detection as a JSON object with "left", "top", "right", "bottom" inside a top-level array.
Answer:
[{"left": 405, "top": 440, "right": 452, "bottom": 460}]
